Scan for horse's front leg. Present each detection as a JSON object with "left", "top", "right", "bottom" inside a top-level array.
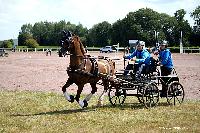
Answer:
[{"left": 62, "top": 79, "right": 74, "bottom": 102}]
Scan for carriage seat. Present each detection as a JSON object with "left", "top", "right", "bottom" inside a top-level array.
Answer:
[{"left": 134, "top": 57, "right": 158, "bottom": 75}]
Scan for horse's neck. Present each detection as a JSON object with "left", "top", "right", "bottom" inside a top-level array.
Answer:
[
  {"left": 69, "top": 41, "right": 85, "bottom": 69},
  {"left": 71, "top": 41, "right": 85, "bottom": 56}
]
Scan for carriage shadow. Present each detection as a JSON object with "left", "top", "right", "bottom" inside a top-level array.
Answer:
[{"left": 11, "top": 102, "right": 169, "bottom": 117}]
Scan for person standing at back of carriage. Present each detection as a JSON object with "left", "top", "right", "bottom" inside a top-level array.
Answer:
[
  {"left": 124, "top": 41, "right": 151, "bottom": 79},
  {"left": 157, "top": 41, "right": 174, "bottom": 96}
]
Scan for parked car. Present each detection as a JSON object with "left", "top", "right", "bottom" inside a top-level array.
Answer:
[{"left": 100, "top": 46, "right": 116, "bottom": 53}]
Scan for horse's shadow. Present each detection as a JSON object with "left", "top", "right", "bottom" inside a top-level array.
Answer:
[
  {"left": 11, "top": 102, "right": 170, "bottom": 117},
  {"left": 11, "top": 103, "right": 143, "bottom": 117}
]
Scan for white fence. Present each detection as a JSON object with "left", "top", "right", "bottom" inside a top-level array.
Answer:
[
  {"left": 183, "top": 48, "right": 200, "bottom": 53},
  {"left": 0, "top": 48, "right": 60, "bottom": 52}
]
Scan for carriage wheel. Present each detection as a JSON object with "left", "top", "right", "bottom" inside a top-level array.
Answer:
[
  {"left": 167, "top": 82, "right": 184, "bottom": 106},
  {"left": 137, "top": 86, "right": 144, "bottom": 103},
  {"left": 108, "top": 87, "right": 126, "bottom": 106},
  {"left": 142, "top": 82, "right": 159, "bottom": 108}
]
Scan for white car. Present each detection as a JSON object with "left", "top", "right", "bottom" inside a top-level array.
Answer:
[{"left": 99, "top": 46, "right": 116, "bottom": 53}]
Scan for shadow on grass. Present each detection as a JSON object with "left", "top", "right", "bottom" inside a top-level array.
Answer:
[
  {"left": 10, "top": 101, "right": 170, "bottom": 117},
  {"left": 10, "top": 102, "right": 146, "bottom": 117}
]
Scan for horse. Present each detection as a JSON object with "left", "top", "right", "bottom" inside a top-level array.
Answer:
[{"left": 60, "top": 30, "right": 116, "bottom": 108}]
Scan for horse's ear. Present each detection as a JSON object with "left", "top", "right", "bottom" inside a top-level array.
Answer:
[{"left": 76, "top": 36, "right": 80, "bottom": 42}]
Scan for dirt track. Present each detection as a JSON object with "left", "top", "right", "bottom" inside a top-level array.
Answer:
[{"left": 0, "top": 51, "right": 200, "bottom": 100}]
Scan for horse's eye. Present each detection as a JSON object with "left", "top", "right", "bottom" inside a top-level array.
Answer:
[{"left": 69, "top": 37, "right": 72, "bottom": 41}]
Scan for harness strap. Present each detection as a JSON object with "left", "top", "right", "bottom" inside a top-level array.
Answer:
[
  {"left": 105, "top": 58, "right": 112, "bottom": 75},
  {"left": 89, "top": 58, "right": 98, "bottom": 76}
]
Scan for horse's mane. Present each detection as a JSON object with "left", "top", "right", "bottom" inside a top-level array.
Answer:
[{"left": 70, "top": 35, "right": 86, "bottom": 56}]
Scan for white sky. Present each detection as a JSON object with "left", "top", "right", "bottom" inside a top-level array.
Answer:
[{"left": 0, "top": 0, "right": 199, "bottom": 40}]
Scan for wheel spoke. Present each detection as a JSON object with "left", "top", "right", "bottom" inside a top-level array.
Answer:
[
  {"left": 118, "top": 96, "right": 121, "bottom": 104},
  {"left": 169, "top": 96, "right": 173, "bottom": 101},
  {"left": 175, "top": 96, "right": 182, "bottom": 104},
  {"left": 173, "top": 96, "right": 176, "bottom": 105},
  {"left": 115, "top": 96, "right": 118, "bottom": 103}
]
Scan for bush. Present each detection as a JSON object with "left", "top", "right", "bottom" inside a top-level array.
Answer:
[{"left": 25, "top": 39, "right": 39, "bottom": 48}]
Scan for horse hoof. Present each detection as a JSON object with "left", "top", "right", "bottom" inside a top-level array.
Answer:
[
  {"left": 69, "top": 95, "right": 74, "bottom": 103},
  {"left": 83, "top": 100, "right": 88, "bottom": 108}
]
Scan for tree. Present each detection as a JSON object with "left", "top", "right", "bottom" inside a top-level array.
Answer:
[
  {"left": 18, "top": 24, "right": 33, "bottom": 46},
  {"left": 18, "top": 20, "right": 88, "bottom": 46},
  {"left": 25, "top": 38, "right": 39, "bottom": 48},
  {"left": 190, "top": 5, "right": 200, "bottom": 46},
  {"left": 18, "top": 33, "right": 33, "bottom": 46},
  {"left": 174, "top": 9, "right": 192, "bottom": 46},
  {"left": 88, "top": 21, "right": 111, "bottom": 47},
  {"left": 115, "top": 8, "right": 164, "bottom": 47},
  {"left": 190, "top": 5, "right": 200, "bottom": 27},
  {"left": 32, "top": 22, "right": 46, "bottom": 45},
  {"left": 20, "top": 24, "right": 32, "bottom": 34}
]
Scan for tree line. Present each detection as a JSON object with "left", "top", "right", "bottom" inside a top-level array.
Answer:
[{"left": 18, "top": 7, "right": 200, "bottom": 48}]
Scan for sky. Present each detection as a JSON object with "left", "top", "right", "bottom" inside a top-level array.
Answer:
[{"left": 0, "top": 0, "right": 199, "bottom": 40}]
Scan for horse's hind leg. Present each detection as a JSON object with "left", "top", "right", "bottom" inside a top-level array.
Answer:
[
  {"left": 97, "top": 80, "right": 108, "bottom": 106},
  {"left": 77, "top": 83, "right": 97, "bottom": 108},
  {"left": 62, "top": 79, "right": 74, "bottom": 102},
  {"left": 75, "top": 84, "right": 88, "bottom": 108},
  {"left": 84, "top": 83, "right": 97, "bottom": 101}
]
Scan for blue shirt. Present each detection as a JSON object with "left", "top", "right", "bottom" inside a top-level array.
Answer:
[
  {"left": 126, "top": 49, "right": 151, "bottom": 65},
  {"left": 159, "top": 49, "right": 173, "bottom": 69}
]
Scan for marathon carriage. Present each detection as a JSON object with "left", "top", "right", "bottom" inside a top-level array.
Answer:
[{"left": 105, "top": 56, "right": 185, "bottom": 109}]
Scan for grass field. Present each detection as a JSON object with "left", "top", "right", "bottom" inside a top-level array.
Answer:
[{"left": 0, "top": 90, "right": 200, "bottom": 133}]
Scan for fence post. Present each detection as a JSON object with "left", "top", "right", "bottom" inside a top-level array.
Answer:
[
  {"left": 27, "top": 48, "right": 28, "bottom": 52},
  {"left": 43, "top": 48, "right": 44, "bottom": 52},
  {"left": 35, "top": 48, "right": 36, "bottom": 52}
]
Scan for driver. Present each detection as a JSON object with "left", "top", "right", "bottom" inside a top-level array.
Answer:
[
  {"left": 157, "top": 41, "right": 174, "bottom": 97},
  {"left": 124, "top": 41, "right": 151, "bottom": 80}
]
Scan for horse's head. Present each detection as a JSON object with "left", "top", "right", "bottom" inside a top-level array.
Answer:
[
  {"left": 60, "top": 30, "right": 72, "bottom": 51},
  {"left": 59, "top": 30, "right": 72, "bottom": 56},
  {"left": 59, "top": 30, "right": 85, "bottom": 57}
]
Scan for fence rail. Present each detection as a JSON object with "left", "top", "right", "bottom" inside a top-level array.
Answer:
[
  {"left": 0, "top": 48, "right": 60, "bottom": 52},
  {"left": 1, "top": 47, "right": 200, "bottom": 53},
  {"left": 183, "top": 48, "right": 200, "bottom": 53}
]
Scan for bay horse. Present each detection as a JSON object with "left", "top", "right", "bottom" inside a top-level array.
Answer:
[{"left": 60, "top": 31, "right": 116, "bottom": 108}]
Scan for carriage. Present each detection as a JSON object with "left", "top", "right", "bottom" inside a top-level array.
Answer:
[
  {"left": 102, "top": 57, "right": 185, "bottom": 109},
  {"left": 60, "top": 30, "right": 184, "bottom": 109}
]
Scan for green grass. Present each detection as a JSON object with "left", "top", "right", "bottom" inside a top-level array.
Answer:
[{"left": 0, "top": 90, "right": 200, "bottom": 133}]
